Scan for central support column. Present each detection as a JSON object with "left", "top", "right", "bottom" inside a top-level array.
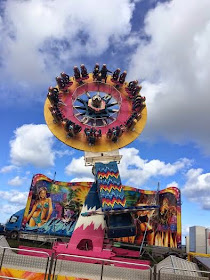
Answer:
[
  {"left": 67, "top": 183, "right": 106, "bottom": 253},
  {"left": 95, "top": 161, "right": 126, "bottom": 211},
  {"left": 54, "top": 151, "right": 122, "bottom": 257}
]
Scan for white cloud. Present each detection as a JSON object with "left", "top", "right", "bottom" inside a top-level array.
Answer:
[
  {"left": 0, "top": 190, "right": 28, "bottom": 205},
  {"left": 1, "top": 204, "right": 23, "bottom": 215},
  {"left": 71, "top": 177, "right": 94, "bottom": 183},
  {"left": 46, "top": 171, "right": 54, "bottom": 178},
  {"left": 182, "top": 224, "right": 190, "bottom": 237},
  {"left": 166, "top": 181, "right": 179, "bottom": 189},
  {"left": 65, "top": 148, "right": 191, "bottom": 187},
  {"left": 0, "top": 165, "right": 17, "bottom": 173},
  {"left": 0, "top": 204, "right": 24, "bottom": 223},
  {"left": 132, "top": 0, "right": 143, "bottom": 3},
  {"left": 128, "top": 0, "right": 210, "bottom": 154},
  {"left": 55, "top": 149, "right": 74, "bottom": 158},
  {"left": 10, "top": 124, "right": 55, "bottom": 168},
  {"left": 65, "top": 156, "right": 93, "bottom": 178},
  {"left": 124, "top": 32, "right": 141, "bottom": 47},
  {"left": 8, "top": 176, "right": 24, "bottom": 186},
  {"left": 0, "top": 0, "right": 135, "bottom": 86},
  {"left": 119, "top": 147, "right": 192, "bottom": 186},
  {"left": 182, "top": 168, "right": 210, "bottom": 209},
  {"left": 182, "top": 224, "right": 192, "bottom": 245}
]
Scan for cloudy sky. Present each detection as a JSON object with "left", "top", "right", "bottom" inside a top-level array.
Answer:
[{"left": 0, "top": 0, "right": 210, "bottom": 242}]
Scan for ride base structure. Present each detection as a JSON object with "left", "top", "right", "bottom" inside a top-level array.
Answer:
[{"left": 54, "top": 160, "right": 158, "bottom": 262}]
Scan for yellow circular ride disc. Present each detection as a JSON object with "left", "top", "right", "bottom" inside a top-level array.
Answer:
[{"left": 44, "top": 73, "right": 147, "bottom": 152}]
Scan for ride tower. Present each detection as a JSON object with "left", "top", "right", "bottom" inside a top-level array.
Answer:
[{"left": 44, "top": 64, "right": 156, "bottom": 258}]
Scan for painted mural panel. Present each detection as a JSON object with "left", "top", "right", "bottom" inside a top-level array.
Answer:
[
  {"left": 116, "top": 186, "right": 181, "bottom": 248},
  {"left": 0, "top": 267, "right": 92, "bottom": 280},
  {"left": 21, "top": 174, "right": 92, "bottom": 237},
  {"left": 21, "top": 174, "right": 181, "bottom": 248},
  {"left": 0, "top": 267, "right": 45, "bottom": 280}
]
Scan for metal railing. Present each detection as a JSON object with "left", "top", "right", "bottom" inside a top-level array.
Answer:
[
  {"left": 0, "top": 246, "right": 50, "bottom": 280},
  {"left": 0, "top": 276, "right": 25, "bottom": 280},
  {"left": 1, "top": 245, "right": 210, "bottom": 280},
  {"left": 53, "top": 253, "right": 152, "bottom": 280},
  {"left": 158, "top": 266, "right": 210, "bottom": 280}
]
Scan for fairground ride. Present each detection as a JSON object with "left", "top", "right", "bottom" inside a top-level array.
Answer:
[{"left": 44, "top": 63, "right": 158, "bottom": 261}]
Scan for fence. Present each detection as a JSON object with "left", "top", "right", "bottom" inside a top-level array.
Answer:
[
  {"left": 53, "top": 253, "right": 152, "bottom": 280},
  {"left": 157, "top": 266, "right": 210, "bottom": 280},
  {"left": 0, "top": 245, "right": 210, "bottom": 280},
  {"left": 0, "top": 246, "right": 50, "bottom": 280}
]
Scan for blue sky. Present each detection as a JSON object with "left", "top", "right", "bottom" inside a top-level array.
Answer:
[{"left": 0, "top": 0, "right": 210, "bottom": 242}]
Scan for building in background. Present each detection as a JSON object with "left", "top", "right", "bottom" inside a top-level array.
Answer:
[
  {"left": 187, "top": 226, "right": 210, "bottom": 254},
  {"left": 206, "top": 228, "right": 210, "bottom": 254},
  {"left": 185, "top": 236, "right": 189, "bottom": 253}
]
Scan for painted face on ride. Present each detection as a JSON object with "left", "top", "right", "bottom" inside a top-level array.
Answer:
[
  {"left": 39, "top": 190, "right": 47, "bottom": 199},
  {"left": 160, "top": 198, "right": 169, "bottom": 214}
]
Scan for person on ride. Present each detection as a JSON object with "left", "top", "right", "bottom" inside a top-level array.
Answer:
[
  {"left": 73, "top": 66, "right": 81, "bottom": 80},
  {"left": 117, "top": 125, "right": 124, "bottom": 137},
  {"left": 80, "top": 64, "right": 88, "bottom": 78},
  {"left": 128, "top": 80, "right": 138, "bottom": 92},
  {"left": 125, "top": 113, "right": 138, "bottom": 129},
  {"left": 60, "top": 72, "right": 72, "bottom": 86},
  {"left": 119, "top": 71, "right": 127, "bottom": 84},
  {"left": 106, "top": 128, "right": 112, "bottom": 139},
  {"left": 67, "top": 123, "right": 75, "bottom": 138},
  {"left": 48, "top": 86, "right": 59, "bottom": 95},
  {"left": 49, "top": 106, "right": 63, "bottom": 123},
  {"left": 48, "top": 87, "right": 66, "bottom": 106},
  {"left": 100, "top": 64, "right": 112, "bottom": 83},
  {"left": 63, "top": 120, "right": 80, "bottom": 137},
  {"left": 63, "top": 119, "right": 73, "bottom": 132},
  {"left": 74, "top": 124, "right": 82, "bottom": 134},
  {"left": 47, "top": 90, "right": 59, "bottom": 105},
  {"left": 132, "top": 96, "right": 146, "bottom": 111},
  {"left": 112, "top": 68, "right": 120, "bottom": 81},
  {"left": 96, "top": 72, "right": 102, "bottom": 83},
  {"left": 96, "top": 129, "right": 102, "bottom": 138},
  {"left": 88, "top": 128, "right": 96, "bottom": 145},
  {"left": 84, "top": 128, "right": 90, "bottom": 137},
  {"left": 133, "top": 85, "right": 142, "bottom": 95},
  {"left": 111, "top": 127, "right": 118, "bottom": 143},
  {"left": 56, "top": 76, "right": 66, "bottom": 90},
  {"left": 27, "top": 187, "right": 53, "bottom": 227},
  {"left": 93, "top": 63, "right": 100, "bottom": 80},
  {"left": 84, "top": 128, "right": 97, "bottom": 145}
]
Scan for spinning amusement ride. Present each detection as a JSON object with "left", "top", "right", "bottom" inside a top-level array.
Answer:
[
  {"left": 44, "top": 64, "right": 147, "bottom": 152},
  {"left": 44, "top": 63, "right": 158, "bottom": 259}
]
